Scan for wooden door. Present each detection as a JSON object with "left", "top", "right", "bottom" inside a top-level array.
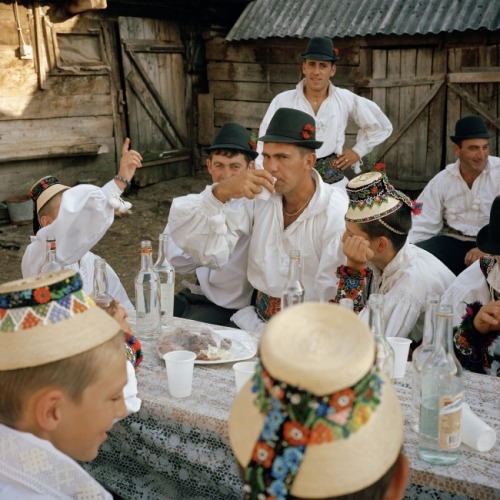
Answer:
[
  {"left": 119, "top": 17, "right": 192, "bottom": 185},
  {"left": 446, "top": 45, "right": 500, "bottom": 164},
  {"left": 362, "top": 46, "right": 447, "bottom": 190}
]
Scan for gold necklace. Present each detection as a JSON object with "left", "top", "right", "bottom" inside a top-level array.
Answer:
[{"left": 283, "top": 192, "right": 314, "bottom": 217}]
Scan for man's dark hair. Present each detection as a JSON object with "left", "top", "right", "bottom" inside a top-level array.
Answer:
[
  {"left": 359, "top": 203, "right": 412, "bottom": 252},
  {"left": 208, "top": 148, "right": 254, "bottom": 165}
]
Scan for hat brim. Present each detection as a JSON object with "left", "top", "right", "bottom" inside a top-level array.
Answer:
[
  {"left": 204, "top": 144, "right": 258, "bottom": 160},
  {"left": 300, "top": 53, "right": 340, "bottom": 62},
  {"left": 450, "top": 132, "right": 494, "bottom": 143},
  {"left": 258, "top": 134, "right": 323, "bottom": 150},
  {"left": 229, "top": 371, "right": 403, "bottom": 498},
  {"left": 36, "top": 184, "right": 70, "bottom": 213},
  {"left": 476, "top": 224, "right": 500, "bottom": 255}
]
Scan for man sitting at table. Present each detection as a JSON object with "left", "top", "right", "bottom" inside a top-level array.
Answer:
[
  {"left": 332, "top": 171, "right": 454, "bottom": 342},
  {"left": 164, "top": 123, "right": 257, "bottom": 326},
  {"left": 168, "top": 108, "right": 348, "bottom": 332},
  {"left": 229, "top": 302, "right": 409, "bottom": 499},
  {"left": 442, "top": 195, "right": 500, "bottom": 376},
  {"left": 0, "top": 270, "right": 129, "bottom": 498}
]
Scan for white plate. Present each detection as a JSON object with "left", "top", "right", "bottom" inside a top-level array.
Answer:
[{"left": 194, "top": 328, "right": 258, "bottom": 365}]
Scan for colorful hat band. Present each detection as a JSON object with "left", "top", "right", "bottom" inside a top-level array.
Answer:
[
  {"left": 30, "top": 176, "right": 61, "bottom": 202},
  {"left": 0, "top": 274, "right": 94, "bottom": 333},
  {"left": 244, "top": 363, "right": 383, "bottom": 499}
]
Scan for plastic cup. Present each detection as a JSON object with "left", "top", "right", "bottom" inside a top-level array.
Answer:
[
  {"left": 386, "top": 337, "right": 411, "bottom": 379},
  {"left": 163, "top": 350, "right": 196, "bottom": 398},
  {"left": 461, "top": 403, "right": 497, "bottom": 452},
  {"left": 233, "top": 361, "right": 258, "bottom": 392}
]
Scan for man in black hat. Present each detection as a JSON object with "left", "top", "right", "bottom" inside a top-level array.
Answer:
[
  {"left": 409, "top": 115, "right": 500, "bottom": 276},
  {"left": 168, "top": 108, "right": 348, "bottom": 331},
  {"left": 442, "top": 195, "right": 500, "bottom": 376},
  {"left": 164, "top": 122, "right": 258, "bottom": 326},
  {"left": 257, "top": 37, "right": 392, "bottom": 185}
]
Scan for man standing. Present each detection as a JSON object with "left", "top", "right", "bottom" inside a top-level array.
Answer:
[
  {"left": 168, "top": 108, "right": 348, "bottom": 331},
  {"left": 257, "top": 37, "right": 392, "bottom": 185},
  {"left": 409, "top": 115, "right": 500, "bottom": 276}
]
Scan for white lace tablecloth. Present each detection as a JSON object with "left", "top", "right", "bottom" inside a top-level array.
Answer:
[{"left": 82, "top": 318, "right": 500, "bottom": 500}]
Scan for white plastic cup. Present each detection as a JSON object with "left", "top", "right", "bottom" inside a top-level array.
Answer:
[
  {"left": 233, "top": 361, "right": 258, "bottom": 392},
  {"left": 163, "top": 350, "right": 196, "bottom": 398},
  {"left": 386, "top": 337, "right": 411, "bottom": 379},
  {"left": 461, "top": 403, "right": 497, "bottom": 452}
]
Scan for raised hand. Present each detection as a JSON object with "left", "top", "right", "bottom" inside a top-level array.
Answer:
[
  {"left": 212, "top": 169, "right": 275, "bottom": 203},
  {"left": 116, "top": 138, "right": 143, "bottom": 186}
]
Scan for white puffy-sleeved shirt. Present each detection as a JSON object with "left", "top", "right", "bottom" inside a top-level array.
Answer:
[
  {"left": 359, "top": 243, "right": 455, "bottom": 342},
  {"left": 21, "top": 180, "right": 133, "bottom": 310},
  {"left": 409, "top": 156, "right": 500, "bottom": 244},
  {"left": 256, "top": 80, "right": 393, "bottom": 167},
  {"left": 164, "top": 204, "right": 254, "bottom": 310},
  {"left": 168, "top": 169, "right": 348, "bottom": 309}
]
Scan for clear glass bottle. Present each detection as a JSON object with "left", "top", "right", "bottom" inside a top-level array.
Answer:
[
  {"left": 281, "top": 250, "right": 305, "bottom": 308},
  {"left": 368, "top": 293, "right": 394, "bottom": 380},
  {"left": 134, "top": 240, "right": 161, "bottom": 340},
  {"left": 418, "top": 304, "right": 463, "bottom": 465},
  {"left": 38, "top": 235, "right": 63, "bottom": 274},
  {"left": 89, "top": 257, "right": 113, "bottom": 309},
  {"left": 153, "top": 233, "right": 175, "bottom": 326},
  {"left": 411, "top": 292, "right": 440, "bottom": 432}
]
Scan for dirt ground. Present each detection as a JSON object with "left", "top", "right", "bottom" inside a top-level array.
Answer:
[{"left": 0, "top": 173, "right": 211, "bottom": 298}]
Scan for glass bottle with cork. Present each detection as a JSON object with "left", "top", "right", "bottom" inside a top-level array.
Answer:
[
  {"left": 38, "top": 235, "right": 63, "bottom": 274},
  {"left": 418, "top": 304, "right": 463, "bottom": 465},
  {"left": 135, "top": 239, "right": 161, "bottom": 340},
  {"left": 153, "top": 233, "right": 175, "bottom": 327},
  {"left": 368, "top": 293, "right": 394, "bottom": 380}
]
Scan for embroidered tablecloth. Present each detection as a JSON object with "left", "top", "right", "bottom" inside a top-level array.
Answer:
[{"left": 82, "top": 318, "right": 499, "bottom": 500}]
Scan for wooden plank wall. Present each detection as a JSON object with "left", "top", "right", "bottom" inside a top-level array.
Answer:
[
  {"left": 202, "top": 34, "right": 500, "bottom": 190},
  {"left": 0, "top": 3, "right": 120, "bottom": 201}
]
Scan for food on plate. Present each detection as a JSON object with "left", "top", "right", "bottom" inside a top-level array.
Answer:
[{"left": 156, "top": 326, "right": 234, "bottom": 361}]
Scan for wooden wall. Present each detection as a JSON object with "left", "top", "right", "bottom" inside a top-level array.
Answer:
[
  {"left": 0, "top": 3, "right": 125, "bottom": 201},
  {"left": 201, "top": 32, "right": 500, "bottom": 190}
]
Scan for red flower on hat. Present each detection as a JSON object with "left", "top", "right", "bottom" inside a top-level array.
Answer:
[
  {"left": 252, "top": 441, "right": 275, "bottom": 468},
  {"left": 248, "top": 140, "right": 257, "bottom": 151},
  {"left": 329, "top": 388, "right": 355, "bottom": 411},
  {"left": 333, "top": 47, "right": 339, "bottom": 57},
  {"left": 373, "top": 163, "right": 386, "bottom": 172},
  {"left": 283, "top": 421, "right": 310, "bottom": 446},
  {"left": 301, "top": 123, "right": 315, "bottom": 140},
  {"left": 33, "top": 287, "right": 51, "bottom": 304},
  {"left": 309, "top": 421, "right": 334, "bottom": 444}
]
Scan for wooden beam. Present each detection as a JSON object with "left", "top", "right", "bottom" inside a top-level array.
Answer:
[
  {"left": 123, "top": 39, "right": 183, "bottom": 53},
  {"left": 0, "top": 141, "right": 103, "bottom": 163},
  {"left": 448, "top": 72, "right": 500, "bottom": 84},
  {"left": 447, "top": 83, "right": 500, "bottom": 131},
  {"left": 376, "top": 81, "right": 445, "bottom": 160},
  {"left": 356, "top": 74, "right": 445, "bottom": 88}
]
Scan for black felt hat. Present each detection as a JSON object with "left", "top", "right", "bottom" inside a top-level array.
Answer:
[
  {"left": 300, "top": 37, "right": 340, "bottom": 62},
  {"left": 258, "top": 108, "right": 323, "bottom": 149},
  {"left": 476, "top": 196, "right": 500, "bottom": 255},
  {"left": 450, "top": 115, "right": 493, "bottom": 144},
  {"left": 205, "top": 122, "right": 258, "bottom": 160}
]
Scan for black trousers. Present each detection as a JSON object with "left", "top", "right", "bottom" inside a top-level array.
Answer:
[
  {"left": 174, "top": 288, "right": 239, "bottom": 327},
  {"left": 415, "top": 236, "right": 476, "bottom": 276}
]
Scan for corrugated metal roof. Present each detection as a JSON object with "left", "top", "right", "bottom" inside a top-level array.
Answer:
[{"left": 226, "top": 0, "right": 500, "bottom": 41}]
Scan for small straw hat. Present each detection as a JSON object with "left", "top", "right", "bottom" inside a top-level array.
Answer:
[
  {"left": 29, "top": 175, "right": 70, "bottom": 214},
  {"left": 229, "top": 303, "right": 403, "bottom": 498},
  {"left": 0, "top": 270, "right": 120, "bottom": 370},
  {"left": 345, "top": 171, "right": 415, "bottom": 223}
]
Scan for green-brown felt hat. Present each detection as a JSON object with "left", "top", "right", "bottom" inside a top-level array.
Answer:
[
  {"left": 204, "top": 122, "right": 258, "bottom": 160},
  {"left": 300, "top": 37, "right": 340, "bottom": 62},
  {"left": 258, "top": 108, "right": 323, "bottom": 150}
]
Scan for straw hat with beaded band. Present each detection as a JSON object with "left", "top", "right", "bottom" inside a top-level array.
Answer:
[
  {"left": 0, "top": 270, "right": 120, "bottom": 370},
  {"left": 29, "top": 176, "right": 70, "bottom": 214},
  {"left": 229, "top": 303, "right": 403, "bottom": 499}
]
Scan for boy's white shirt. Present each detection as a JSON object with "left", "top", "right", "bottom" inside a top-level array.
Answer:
[{"left": 0, "top": 423, "right": 112, "bottom": 499}]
